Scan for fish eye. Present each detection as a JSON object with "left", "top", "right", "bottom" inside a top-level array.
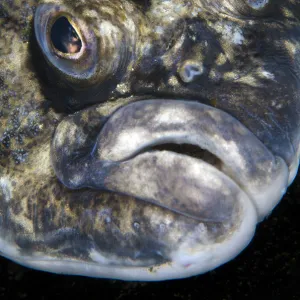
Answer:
[
  {"left": 34, "top": 3, "right": 135, "bottom": 95},
  {"left": 34, "top": 4, "right": 99, "bottom": 88},
  {"left": 50, "top": 16, "right": 82, "bottom": 55}
]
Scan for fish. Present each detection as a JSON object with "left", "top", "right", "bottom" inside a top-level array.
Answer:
[{"left": 0, "top": 0, "right": 300, "bottom": 281}]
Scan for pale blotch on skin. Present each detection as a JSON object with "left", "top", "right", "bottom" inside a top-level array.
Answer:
[
  {"left": 116, "top": 82, "right": 130, "bottom": 94},
  {"left": 82, "top": 9, "right": 98, "bottom": 19},
  {"left": 213, "top": 22, "right": 245, "bottom": 46},
  {"left": 281, "top": 7, "right": 295, "bottom": 18},
  {"left": 153, "top": 106, "right": 194, "bottom": 125},
  {"left": 99, "top": 21, "right": 122, "bottom": 49},
  {"left": 285, "top": 40, "right": 297, "bottom": 59},
  {"left": 215, "top": 53, "right": 227, "bottom": 66},
  {"left": 190, "top": 6, "right": 202, "bottom": 18},
  {"left": 258, "top": 69, "right": 275, "bottom": 81},
  {"left": 30, "top": 144, "right": 53, "bottom": 177},
  {"left": 69, "top": 173, "right": 85, "bottom": 188},
  {"left": 53, "top": 121, "right": 77, "bottom": 151},
  {"left": 161, "top": 34, "right": 186, "bottom": 69},
  {"left": 99, "top": 5, "right": 115, "bottom": 16},
  {"left": 271, "top": 100, "right": 283, "bottom": 110},
  {"left": 0, "top": 177, "right": 13, "bottom": 203},
  {"left": 208, "top": 69, "right": 222, "bottom": 83},
  {"left": 148, "top": 0, "right": 190, "bottom": 29},
  {"left": 206, "top": 110, "right": 223, "bottom": 123},
  {"left": 89, "top": 249, "right": 112, "bottom": 265},
  {"left": 223, "top": 71, "right": 239, "bottom": 81},
  {"left": 168, "top": 75, "right": 179, "bottom": 87},
  {"left": 235, "top": 74, "right": 261, "bottom": 87}
]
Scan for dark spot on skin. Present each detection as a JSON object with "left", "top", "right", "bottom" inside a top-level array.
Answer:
[
  {"left": 24, "top": 179, "right": 32, "bottom": 186},
  {"left": 1, "top": 135, "right": 10, "bottom": 149},
  {"left": 11, "top": 202, "right": 23, "bottom": 215},
  {"left": 0, "top": 4, "right": 8, "bottom": 18},
  {"left": 26, "top": 197, "right": 34, "bottom": 218},
  {"left": 37, "top": 207, "right": 56, "bottom": 232},
  {"left": 131, "top": 0, "right": 151, "bottom": 11},
  {"left": 16, "top": 132, "right": 24, "bottom": 145},
  {"left": 15, "top": 236, "right": 40, "bottom": 253},
  {"left": 11, "top": 149, "right": 28, "bottom": 164},
  {"left": 93, "top": 228, "right": 170, "bottom": 265},
  {"left": 148, "top": 266, "right": 155, "bottom": 272},
  {"left": 0, "top": 75, "right": 5, "bottom": 89},
  {"left": 51, "top": 185, "right": 61, "bottom": 198}
]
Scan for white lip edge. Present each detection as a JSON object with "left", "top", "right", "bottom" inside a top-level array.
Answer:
[
  {"left": 0, "top": 191, "right": 257, "bottom": 281},
  {"left": 288, "top": 148, "right": 300, "bottom": 186},
  {"left": 246, "top": 156, "right": 289, "bottom": 221}
]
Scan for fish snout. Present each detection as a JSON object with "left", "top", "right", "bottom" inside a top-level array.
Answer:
[{"left": 52, "top": 100, "right": 289, "bottom": 222}]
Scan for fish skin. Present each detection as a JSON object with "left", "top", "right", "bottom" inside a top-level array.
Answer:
[{"left": 0, "top": 0, "right": 299, "bottom": 280}]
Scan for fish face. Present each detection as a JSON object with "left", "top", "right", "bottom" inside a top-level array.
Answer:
[
  {"left": 34, "top": 0, "right": 143, "bottom": 109},
  {"left": 0, "top": 0, "right": 300, "bottom": 281}
]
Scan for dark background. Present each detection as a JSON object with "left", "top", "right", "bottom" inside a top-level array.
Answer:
[{"left": 0, "top": 173, "right": 299, "bottom": 300}]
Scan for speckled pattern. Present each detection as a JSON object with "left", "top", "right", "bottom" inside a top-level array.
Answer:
[
  {"left": 0, "top": 174, "right": 299, "bottom": 298},
  {"left": 1, "top": 0, "right": 300, "bottom": 282}
]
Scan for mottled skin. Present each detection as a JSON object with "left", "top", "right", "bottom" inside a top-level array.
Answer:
[{"left": 0, "top": 0, "right": 300, "bottom": 280}]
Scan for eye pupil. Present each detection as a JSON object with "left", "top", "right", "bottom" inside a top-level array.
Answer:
[{"left": 50, "top": 16, "right": 82, "bottom": 54}]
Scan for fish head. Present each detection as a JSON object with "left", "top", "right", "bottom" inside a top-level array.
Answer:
[{"left": 0, "top": 0, "right": 300, "bottom": 280}]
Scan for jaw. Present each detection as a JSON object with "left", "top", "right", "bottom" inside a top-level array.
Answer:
[
  {"left": 30, "top": 97, "right": 290, "bottom": 280},
  {"left": 0, "top": 195, "right": 256, "bottom": 281},
  {"left": 0, "top": 98, "right": 293, "bottom": 281}
]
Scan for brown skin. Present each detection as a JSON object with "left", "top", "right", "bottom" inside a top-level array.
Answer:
[
  {"left": 0, "top": 0, "right": 205, "bottom": 267},
  {"left": 1, "top": 0, "right": 300, "bottom": 277}
]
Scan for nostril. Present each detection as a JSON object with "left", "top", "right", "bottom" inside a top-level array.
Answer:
[
  {"left": 178, "top": 60, "right": 204, "bottom": 83},
  {"left": 246, "top": 0, "right": 269, "bottom": 10},
  {"left": 50, "top": 16, "right": 82, "bottom": 54}
]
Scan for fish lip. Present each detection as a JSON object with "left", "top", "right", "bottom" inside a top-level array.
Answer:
[
  {"left": 93, "top": 99, "right": 289, "bottom": 220},
  {"left": 52, "top": 98, "right": 289, "bottom": 221}
]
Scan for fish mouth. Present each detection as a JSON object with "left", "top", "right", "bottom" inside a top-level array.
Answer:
[{"left": 52, "top": 99, "right": 289, "bottom": 222}]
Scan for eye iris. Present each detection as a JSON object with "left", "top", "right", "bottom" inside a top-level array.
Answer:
[{"left": 50, "top": 16, "right": 82, "bottom": 54}]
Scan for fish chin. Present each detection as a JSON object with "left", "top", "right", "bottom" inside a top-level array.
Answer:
[{"left": 0, "top": 191, "right": 257, "bottom": 280}]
